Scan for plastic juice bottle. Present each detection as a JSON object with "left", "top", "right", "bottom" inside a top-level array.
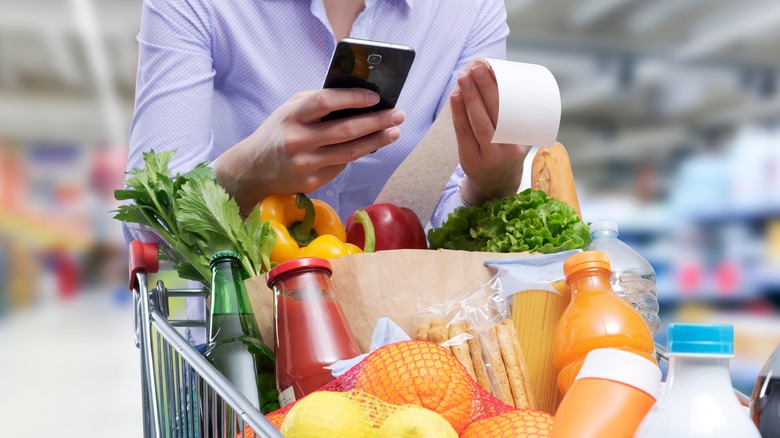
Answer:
[
  {"left": 635, "top": 323, "right": 760, "bottom": 438},
  {"left": 750, "top": 342, "right": 780, "bottom": 436},
  {"left": 552, "top": 250, "right": 657, "bottom": 395},
  {"left": 553, "top": 348, "right": 661, "bottom": 438},
  {"left": 267, "top": 257, "right": 361, "bottom": 407},
  {"left": 588, "top": 220, "right": 660, "bottom": 335},
  {"left": 205, "top": 251, "right": 278, "bottom": 414}
]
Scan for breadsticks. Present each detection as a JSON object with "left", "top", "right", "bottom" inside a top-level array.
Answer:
[{"left": 496, "top": 320, "right": 537, "bottom": 409}]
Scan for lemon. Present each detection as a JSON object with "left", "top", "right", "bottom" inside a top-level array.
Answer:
[
  {"left": 375, "top": 405, "right": 458, "bottom": 438},
  {"left": 280, "top": 391, "right": 370, "bottom": 438}
]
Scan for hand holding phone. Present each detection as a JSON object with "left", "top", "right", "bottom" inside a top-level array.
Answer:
[{"left": 322, "top": 38, "right": 415, "bottom": 121}]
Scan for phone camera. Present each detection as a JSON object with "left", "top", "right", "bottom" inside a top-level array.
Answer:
[{"left": 367, "top": 54, "right": 382, "bottom": 65}]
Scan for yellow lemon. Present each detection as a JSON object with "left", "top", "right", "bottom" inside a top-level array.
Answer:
[
  {"left": 280, "top": 391, "right": 370, "bottom": 438},
  {"left": 375, "top": 405, "right": 458, "bottom": 438}
]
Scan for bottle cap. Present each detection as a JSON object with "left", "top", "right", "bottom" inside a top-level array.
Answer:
[
  {"left": 667, "top": 323, "right": 734, "bottom": 355},
  {"left": 575, "top": 348, "right": 662, "bottom": 399},
  {"left": 266, "top": 257, "right": 332, "bottom": 287},
  {"left": 563, "top": 250, "right": 611, "bottom": 279},
  {"left": 590, "top": 220, "right": 619, "bottom": 235},
  {"left": 209, "top": 250, "right": 241, "bottom": 267}
]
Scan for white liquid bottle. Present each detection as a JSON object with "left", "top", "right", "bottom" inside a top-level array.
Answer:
[
  {"left": 634, "top": 323, "right": 760, "bottom": 438},
  {"left": 588, "top": 220, "right": 660, "bottom": 334}
]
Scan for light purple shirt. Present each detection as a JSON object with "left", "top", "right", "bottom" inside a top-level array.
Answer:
[{"left": 127, "top": 0, "right": 509, "bottom": 237}]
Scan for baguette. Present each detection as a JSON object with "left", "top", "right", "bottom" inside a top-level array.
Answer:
[
  {"left": 531, "top": 142, "right": 581, "bottom": 218},
  {"left": 448, "top": 322, "right": 477, "bottom": 381}
]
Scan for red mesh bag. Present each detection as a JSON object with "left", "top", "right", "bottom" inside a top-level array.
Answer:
[{"left": 263, "top": 340, "right": 553, "bottom": 436}]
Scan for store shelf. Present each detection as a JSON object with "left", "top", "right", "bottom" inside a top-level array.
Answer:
[{"left": 0, "top": 211, "right": 92, "bottom": 251}]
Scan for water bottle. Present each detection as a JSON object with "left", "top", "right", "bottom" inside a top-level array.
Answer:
[
  {"left": 750, "top": 342, "right": 780, "bottom": 436},
  {"left": 587, "top": 220, "right": 660, "bottom": 335},
  {"left": 634, "top": 323, "right": 761, "bottom": 438}
]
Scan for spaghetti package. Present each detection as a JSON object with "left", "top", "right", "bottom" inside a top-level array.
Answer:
[{"left": 416, "top": 276, "right": 538, "bottom": 410}]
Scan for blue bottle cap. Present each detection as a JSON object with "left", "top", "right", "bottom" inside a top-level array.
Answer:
[{"left": 667, "top": 323, "right": 734, "bottom": 355}]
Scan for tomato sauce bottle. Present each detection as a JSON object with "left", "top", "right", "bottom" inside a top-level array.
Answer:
[
  {"left": 266, "top": 257, "right": 361, "bottom": 406},
  {"left": 553, "top": 251, "right": 657, "bottom": 395}
]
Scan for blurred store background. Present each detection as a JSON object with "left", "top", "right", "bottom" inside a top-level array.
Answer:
[{"left": 1, "top": 0, "right": 779, "bottom": 434}]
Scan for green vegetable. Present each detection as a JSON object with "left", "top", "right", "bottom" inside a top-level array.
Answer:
[
  {"left": 113, "top": 150, "right": 275, "bottom": 286},
  {"left": 428, "top": 188, "right": 591, "bottom": 254}
]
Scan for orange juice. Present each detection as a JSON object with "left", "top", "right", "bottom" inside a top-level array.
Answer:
[{"left": 552, "top": 251, "right": 657, "bottom": 395}]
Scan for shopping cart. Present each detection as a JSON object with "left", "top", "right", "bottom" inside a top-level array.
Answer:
[{"left": 129, "top": 241, "right": 283, "bottom": 438}]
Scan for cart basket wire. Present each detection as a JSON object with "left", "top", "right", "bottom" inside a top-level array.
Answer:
[{"left": 129, "top": 241, "right": 283, "bottom": 438}]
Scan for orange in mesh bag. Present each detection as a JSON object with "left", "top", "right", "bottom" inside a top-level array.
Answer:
[{"left": 263, "top": 340, "right": 552, "bottom": 436}]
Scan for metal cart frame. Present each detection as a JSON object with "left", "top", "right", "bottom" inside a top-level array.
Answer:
[{"left": 129, "top": 241, "right": 283, "bottom": 438}]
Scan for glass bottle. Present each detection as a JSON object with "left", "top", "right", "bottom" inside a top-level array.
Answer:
[
  {"left": 750, "top": 342, "right": 780, "bottom": 436},
  {"left": 205, "top": 250, "right": 278, "bottom": 414},
  {"left": 267, "top": 257, "right": 361, "bottom": 407}
]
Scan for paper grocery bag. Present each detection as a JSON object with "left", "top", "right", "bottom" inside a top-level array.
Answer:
[{"left": 245, "top": 249, "right": 522, "bottom": 353}]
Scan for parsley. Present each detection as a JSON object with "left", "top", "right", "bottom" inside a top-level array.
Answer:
[{"left": 114, "top": 150, "right": 274, "bottom": 286}]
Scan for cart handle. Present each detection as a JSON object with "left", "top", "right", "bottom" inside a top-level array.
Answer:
[{"left": 129, "top": 240, "right": 159, "bottom": 291}]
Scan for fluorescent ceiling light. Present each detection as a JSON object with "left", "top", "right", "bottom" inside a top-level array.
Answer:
[{"left": 568, "top": 0, "right": 639, "bottom": 29}]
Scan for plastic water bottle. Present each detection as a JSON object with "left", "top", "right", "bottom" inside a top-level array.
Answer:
[
  {"left": 634, "top": 323, "right": 761, "bottom": 438},
  {"left": 587, "top": 220, "right": 660, "bottom": 335}
]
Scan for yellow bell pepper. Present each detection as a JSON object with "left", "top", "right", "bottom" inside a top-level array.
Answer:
[{"left": 260, "top": 194, "right": 373, "bottom": 264}]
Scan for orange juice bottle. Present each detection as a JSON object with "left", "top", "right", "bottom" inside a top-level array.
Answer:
[{"left": 553, "top": 251, "right": 657, "bottom": 395}]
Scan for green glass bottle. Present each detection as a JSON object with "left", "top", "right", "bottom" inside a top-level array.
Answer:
[{"left": 205, "top": 250, "right": 278, "bottom": 414}]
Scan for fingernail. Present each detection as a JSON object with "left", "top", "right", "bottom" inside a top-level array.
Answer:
[
  {"left": 367, "top": 91, "right": 380, "bottom": 105},
  {"left": 460, "top": 75, "right": 473, "bottom": 89},
  {"left": 391, "top": 111, "right": 405, "bottom": 125},
  {"left": 451, "top": 90, "right": 462, "bottom": 102},
  {"left": 388, "top": 127, "right": 400, "bottom": 141},
  {"left": 471, "top": 64, "right": 486, "bottom": 77}
]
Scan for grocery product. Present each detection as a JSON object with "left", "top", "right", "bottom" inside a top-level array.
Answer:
[
  {"left": 345, "top": 202, "right": 428, "bottom": 250},
  {"left": 266, "top": 257, "right": 360, "bottom": 406},
  {"left": 260, "top": 193, "right": 365, "bottom": 263},
  {"left": 279, "top": 391, "right": 370, "bottom": 438},
  {"left": 635, "top": 323, "right": 761, "bottom": 438},
  {"left": 751, "top": 342, "right": 780, "bottom": 436},
  {"left": 553, "top": 251, "right": 656, "bottom": 394},
  {"left": 587, "top": 220, "right": 660, "bottom": 334},
  {"left": 204, "top": 251, "right": 277, "bottom": 414},
  {"left": 461, "top": 410, "right": 554, "bottom": 438},
  {"left": 374, "top": 405, "right": 458, "bottom": 438},
  {"left": 552, "top": 348, "right": 661, "bottom": 438},
  {"left": 531, "top": 141, "right": 582, "bottom": 218}
]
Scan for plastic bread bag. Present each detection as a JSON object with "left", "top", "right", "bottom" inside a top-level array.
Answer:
[
  {"left": 483, "top": 249, "right": 581, "bottom": 413},
  {"left": 416, "top": 274, "right": 537, "bottom": 410}
]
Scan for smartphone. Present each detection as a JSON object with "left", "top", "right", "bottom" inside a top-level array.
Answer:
[{"left": 321, "top": 38, "right": 416, "bottom": 121}]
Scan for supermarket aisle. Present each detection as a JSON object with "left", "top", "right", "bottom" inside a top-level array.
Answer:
[{"left": 0, "top": 290, "right": 142, "bottom": 437}]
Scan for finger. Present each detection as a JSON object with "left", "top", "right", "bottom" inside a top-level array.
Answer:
[
  {"left": 315, "top": 126, "right": 402, "bottom": 167},
  {"left": 457, "top": 71, "right": 495, "bottom": 147},
  {"left": 469, "top": 60, "right": 500, "bottom": 127},
  {"left": 312, "top": 108, "right": 404, "bottom": 145},
  {"left": 294, "top": 88, "right": 381, "bottom": 123},
  {"left": 450, "top": 87, "right": 481, "bottom": 165}
]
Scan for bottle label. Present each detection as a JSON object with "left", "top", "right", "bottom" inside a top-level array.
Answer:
[{"left": 279, "top": 386, "right": 296, "bottom": 407}]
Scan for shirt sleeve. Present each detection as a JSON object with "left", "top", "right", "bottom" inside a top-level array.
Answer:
[
  {"left": 429, "top": 0, "right": 509, "bottom": 229},
  {"left": 124, "top": 0, "right": 216, "bottom": 244}
]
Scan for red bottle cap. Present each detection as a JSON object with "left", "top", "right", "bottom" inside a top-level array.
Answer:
[{"left": 266, "top": 257, "right": 333, "bottom": 287}]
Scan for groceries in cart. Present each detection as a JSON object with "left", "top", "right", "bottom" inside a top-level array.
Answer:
[{"left": 119, "top": 148, "right": 761, "bottom": 437}]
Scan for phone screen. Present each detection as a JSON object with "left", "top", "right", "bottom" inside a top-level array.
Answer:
[{"left": 322, "top": 39, "right": 415, "bottom": 121}]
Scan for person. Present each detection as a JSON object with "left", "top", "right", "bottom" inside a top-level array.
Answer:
[
  {"left": 126, "top": 0, "right": 532, "bottom": 343},
  {"left": 126, "top": 0, "right": 531, "bottom": 231}
]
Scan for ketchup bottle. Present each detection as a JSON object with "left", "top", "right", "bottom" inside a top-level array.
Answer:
[
  {"left": 266, "top": 257, "right": 361, "bottom": 407},
  {"left": 553, "top": 251, "right": 657, "bottom": 395}
]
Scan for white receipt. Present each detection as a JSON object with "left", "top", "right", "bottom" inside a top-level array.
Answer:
[{"left": 485, "top": 58, "right": 561, "bottom": 148}]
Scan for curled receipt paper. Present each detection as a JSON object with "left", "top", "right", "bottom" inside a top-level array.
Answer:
[{"left": 485, "top": 58, "right": 561, "bottom": 147}]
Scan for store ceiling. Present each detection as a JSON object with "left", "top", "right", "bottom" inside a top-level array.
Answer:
[{"left": 1, "top": 0, "right": 778, "bottom": 179}]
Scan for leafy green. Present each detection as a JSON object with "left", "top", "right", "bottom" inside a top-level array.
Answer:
[
  {"left": 114, "top": 150, "right": 275, "bottom": 286},
  {"left": 427, "top": 188, "right": 591, "bottom": 254}
]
